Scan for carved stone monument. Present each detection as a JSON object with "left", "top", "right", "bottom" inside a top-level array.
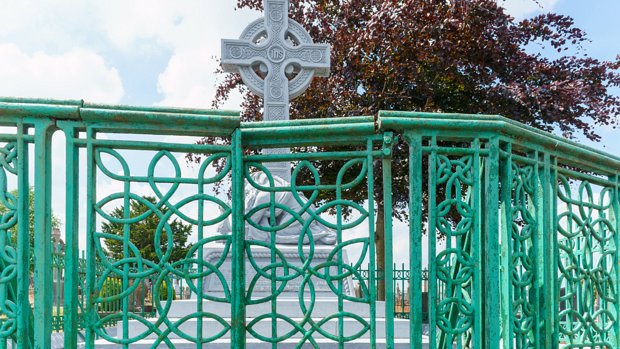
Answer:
[
  {"left": 216, "top": 172, "right": 337, "bottom": 244},
  {"left": 221, "top": 0, "right": 330, "bottom": 182},
  {"left": 97, "top": 1, "right": 418, "bottom": 346},
  {"left": 219, "top": 0, "right": 335, "bottom": 245}
]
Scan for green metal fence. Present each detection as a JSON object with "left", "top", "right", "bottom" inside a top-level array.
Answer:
[
  {"left": 0, "top": 98, "right": 618, "bottom": 348},
  {"left": 356, "top": 265, "right": 430, "bottom": 321},
  {"left": 49, "top": 248, "right": 199, "bottom": 334}
]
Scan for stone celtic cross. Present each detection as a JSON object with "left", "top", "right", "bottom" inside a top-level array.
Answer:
[{"left": 222, "top": 0, "right": 331, "bottom": 181}]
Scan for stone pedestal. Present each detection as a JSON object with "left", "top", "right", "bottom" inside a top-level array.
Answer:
[
  {"left": 198, "top": 245, "right": 355, "bottom": 300},
  {"left": 94, "top": 245, "right": 426, "bottom": 348}
]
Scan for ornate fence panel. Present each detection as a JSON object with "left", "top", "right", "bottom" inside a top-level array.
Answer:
[
  {"left": 0, "top": 99, "right": 67, "bottom": 348},
  {"left": 57, "top": 102, "right": 240, "bottom": 348},
  {"left": 0, "top": 100, "right": 618, "bottom": 349},
  {"left": 238, "top": 118, "right": 393, "bottom": 348},
  {"left": 0, "top": 105, "right": 37, "bottom": 349},
  {"left": 556, "top": 172, "right": 618, "bottom": 346},
  {"left": 382, "top": 111, "right": 620, "bottom": 349}
]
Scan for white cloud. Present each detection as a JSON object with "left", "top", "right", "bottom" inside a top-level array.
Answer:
[
  {"left": 0, "top": 44, "right": 124, "bottom": 103},
  {"left": 94, "top": 1, "right": 259, "bottom": 51},
  {"left": 0, "top": 1, "right": 102, "bottom": 53},
  {"left": 499, "top": 0, "right": 560, "bottom": 19},
  {"left": 151, "top": 2, "right": 259, "bottom": 109},
  {"left": 93, "top": 1, "right": 183, "bottom": 51},
  {"left": 0, "top": 0, "right": 259, "bottom": 109},
  {"left": 156, "top": 48, "right": 243, "bottom": 109}
]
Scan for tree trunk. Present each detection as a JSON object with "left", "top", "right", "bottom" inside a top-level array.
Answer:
[{"left": 375, "top": 200, "right": 385, "bottom": 301}]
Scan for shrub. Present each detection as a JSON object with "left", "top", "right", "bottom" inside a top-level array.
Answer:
[
  {"left": 99, "top": 277, "right": 122, "bottom": 312},
  {"left": 157, "top": 280, "right": 176, "bottom": 301}
]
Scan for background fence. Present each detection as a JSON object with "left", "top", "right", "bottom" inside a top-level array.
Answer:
[{"left": 48, "top": 247, "right": 429, "bottom": 333}]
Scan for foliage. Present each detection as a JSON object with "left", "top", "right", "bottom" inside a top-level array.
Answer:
[
  {"left": 157, "top": 280, "right": 176, "bottom": 301},
  {"left": 218, "top": 0, "right": 619, "bottom": 136},
  {"left": 207, "top": 0, "right": 620, "bottom": 298},
  {"left": 0, "top": 187, "right": 62, "bottom": 249},
  {"left": 208, "top": 0, "right": 620, "bottom": 219},
  {"left": 102, "top": 196, "right": 193, "bottom": 264},
  {"left": 99, "top": 277, "right": 122, "bottom": 312}
]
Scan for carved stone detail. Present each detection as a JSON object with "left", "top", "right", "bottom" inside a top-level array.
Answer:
[
  {"left": 221, "top": 0, "right": 331, "bottom": 123},
  {"left": 221, "top": 0, "right": 331, "bottom": 181}
]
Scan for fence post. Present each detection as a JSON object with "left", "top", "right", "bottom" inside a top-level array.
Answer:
[
  {"left": 499, "top": 142, "right": 512, "bottom": 349},
  {"left": 405, "top": 132, "right": 423, "bottom": 348},
  {"left": 84, "top": 127, "right": 97, "bottom": 348},
  {"left": 15, "top": 122, "right": 31, "bottom": 347},
  {"left": 231, "top": 128, "right": 246, "bottom": 348},
  {"left": 57, "top": 122, "right": 80, "bottom": 348},
  {"left": 545, "top": 154, "right": 559, "bottom": 348},
  {"left": 537, "top": 153, "right": 557, "bottom": 349},
  {"left": 382, "top": 133, "right": 395, "bottom": 349},
  {"left": 483, "top": 136, "right": 501, "bottom": 348},
  {"left": 32, "top": 119, "right": 55, "bottom": 348},
  {"left": 612, "top": 174, "right": 620, "bottom": 349}
]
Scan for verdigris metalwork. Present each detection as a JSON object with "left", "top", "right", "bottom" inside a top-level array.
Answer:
[
  {"left": 381, "top": 110, "right": 620, "bottom": 349},
  {"left": 0, "top": 98, "right": 617, "bottom": 349},
  {"left": 217, "top": 172, "right": 337, "bottom": 244}
]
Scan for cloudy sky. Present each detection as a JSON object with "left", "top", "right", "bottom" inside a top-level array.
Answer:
[
  {"left": 0, "top": 0, "right": 616, "bottom": 147},
  {"left": 0, "top": 0, "right": 617, "bottom": 147},
  {"left": 0, "top": 0, "right": 617, "bottom": 263}
]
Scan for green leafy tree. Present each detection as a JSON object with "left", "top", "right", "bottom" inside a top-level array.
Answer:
[
  {"left": 102, "top": 196, "right": 193, "bottom": 264},
  {"left": 0, "top": 187, "right": 61, "bottom": 249},
  {"left": 209, "top": 0, "right": 620, "bottom": 300}
]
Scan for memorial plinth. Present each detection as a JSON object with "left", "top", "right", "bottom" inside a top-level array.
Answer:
[
  {"left": 94, "top": 244, "right": 424, "bottom": 348},
  {"left": 198, "top": 245, "right": 354, "bottom": 300}
]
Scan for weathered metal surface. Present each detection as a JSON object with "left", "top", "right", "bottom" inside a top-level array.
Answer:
[{"left": 0, "top": 100, "right": 617, "bottom": 349}]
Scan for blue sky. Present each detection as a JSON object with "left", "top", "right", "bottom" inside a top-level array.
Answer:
[
  {"left": 0, "top": 0, "right": 616, "bottom": 261},
  {"left": 0, "top": 0, "right": 616, "bottom": 181},
  {"left": 536, "top": 0, "right": 620, "bottom": 152},
  {"left": 0, "top": 0, "right": 616, "bottom": 153}
]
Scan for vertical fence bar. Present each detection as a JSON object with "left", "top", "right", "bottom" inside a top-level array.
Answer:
[
  {"left": 15, "top": 122, "right": 30, "bottom": 347},
  {"left": 613, "top": 174, "right": 620, "bottom": 348},
  {"left": 531, "top": 151, "right": 544, "bottom": 349},
  {"left": 231, "top": 128, "right": 246, "bottom": 349},
  {"left": 548, "top": 156, "right": 559, "bottom": 348},
  {"left": 61, "top": 124, "right": 80, "bottom": 348},
  {"left": 382, "top": 136, "right": 395, "bottom": 349},
  {"left": 428, "top": 136, "right": 437, "bottom": 348},
  {"left": 485, "top": 136, "right": 500, "bottom": 348},
  {"left": 85, "top": 127, "right": 96, "bottom": 348},
  {"left": 407, "top": 133, "right": 423, "bottom": 348},
  {"left": 538, "top": 152, "right": 557, "bottom": 348},
  {"left": 538, "top": 152, "right": 555, "bottom": 349},
  {"left": 499, "top": 142, "right": 513, "bottom": 349},
  {"left": 472, "top": 138, "right": 482, "bottom": 348},
  {"left": 367, "top": 138, "right": 377, "bottom": 349},
  {"left": 33, "top": 120, "right": 54, "bottom": 348}
]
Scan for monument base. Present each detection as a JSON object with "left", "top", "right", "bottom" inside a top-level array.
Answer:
[
  {"left": 198, "top": 245, "right": 355, "bottom": 300},
  {"left": 94, "top": 299, "right": 424, "bottom": 348},
  {"left": 94, "top": 246, "right": 426, "bottom": 347}
]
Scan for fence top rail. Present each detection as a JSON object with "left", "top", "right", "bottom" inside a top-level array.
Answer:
[
  {"left": 240, "top": 115, "right": 378, "bottom": 148},
  {"left": 379, "top": 110, "right": 620, "bottom": 174},
  {"left": 0, "top": 97, "right": 241, "bottom": 133},
  {"left": 0, "top": 98, "right": 617, "bottom": 174}
]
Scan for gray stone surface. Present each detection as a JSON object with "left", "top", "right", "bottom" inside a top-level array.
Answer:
[
  {"left": 217, "top": 172, "right": 337, "bottom": 245},
  {"left": 199, "top": 245, "right": 354, "bottom": 299},
  {"left": 221, "top": 0, "right": 331, "bottom": 181}
]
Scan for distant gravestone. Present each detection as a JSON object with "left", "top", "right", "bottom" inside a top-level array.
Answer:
[{"left": 221, "top": 0, "right": 330, "bottom": 181}]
